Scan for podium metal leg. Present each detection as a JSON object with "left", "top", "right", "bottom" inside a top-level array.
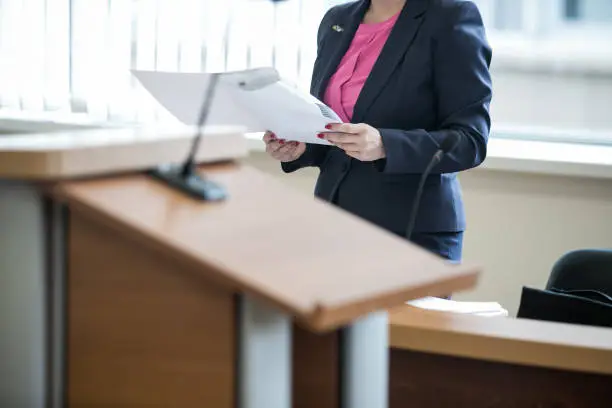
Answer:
[
  {"left": 341, "top": 311, "right": 389, "bottom": 408},
  {"left": 0, "top": 183, "right": 68, "bottom": 408},
  {"left": 45, "top": 200, "right": 68, "bottom": 408},
  {"left": 0, "top": 182, "right": 47, "bottom": 408},
  {"left": 236, "top": 296, "right": 292, "bottom": 408}
]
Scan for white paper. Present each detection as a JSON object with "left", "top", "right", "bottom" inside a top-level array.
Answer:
[
  {"left": 407, "top": 297, "right": 509, "bottom": 317},
  {"left": 132, "top": 67, "right": 339, "bottom": 145}
]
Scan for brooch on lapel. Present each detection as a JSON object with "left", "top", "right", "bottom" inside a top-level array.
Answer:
[{"left": 332, "top": 24, "right": 344, "bottom": 33}]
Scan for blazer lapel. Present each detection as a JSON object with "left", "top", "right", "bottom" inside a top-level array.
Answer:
[
  {"left": 352, "top": 0, "right": 429, "bottom": 123},
  {"left": 312, "top": 1, "right": 369, "bottom": 100}
]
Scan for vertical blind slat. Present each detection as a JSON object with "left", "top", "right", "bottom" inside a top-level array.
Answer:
[
  {"left": 19, "top": 0, "right": 45, "bottom": 111},
  {"left": 44, "top": 0, "right": 71, "bottom": 112},
  {"left": 0, "top": 0, "right": 24, "bottom": 108}
]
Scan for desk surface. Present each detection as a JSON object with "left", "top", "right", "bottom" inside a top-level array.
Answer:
[
  {"left": 52, "top": 164, "right": 479, "bottom": 332},
  {"left": 0, "top": 125, "right": 247, "bottom": 179},
  {"left": 390, "top": 307, "right": 612, "bottom": 375}
]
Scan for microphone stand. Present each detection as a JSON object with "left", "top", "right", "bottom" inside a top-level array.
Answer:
[
  {"left": 404, "top": 135, "right": 460, "bottom": 240},
  {"left": 148, "top": 71, "right": 227, "bottom": 201},
  {"left": 404, "top": 150, "right": 444, "bottom": 240}
]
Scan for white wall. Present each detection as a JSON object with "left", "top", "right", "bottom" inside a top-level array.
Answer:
[{"left": 458, "top": 169, "right": 612, "bottom": 314}]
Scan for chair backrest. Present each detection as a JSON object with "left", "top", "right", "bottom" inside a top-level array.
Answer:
[
  {"left": 517, "top": 249, "right": 612, "bottom": 328},
  {"left": 546, "top": 249, "right": 612, "bottom": 296}
]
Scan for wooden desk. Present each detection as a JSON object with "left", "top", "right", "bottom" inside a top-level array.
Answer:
[{"left": 389, "top": 307, "right": 612, "bottom": 407}]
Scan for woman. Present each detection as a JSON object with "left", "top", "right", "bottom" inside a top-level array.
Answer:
[{"left": 263, "top": 0, "right": 492, "bottom": 262}]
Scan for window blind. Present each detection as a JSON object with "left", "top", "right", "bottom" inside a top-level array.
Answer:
[{"left": 0, "top": 0, "right": 328, "bottom": 123}]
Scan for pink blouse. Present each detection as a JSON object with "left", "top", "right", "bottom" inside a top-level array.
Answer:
[{"left": 324, "top": 12, "right": 400, "bottom": 123}]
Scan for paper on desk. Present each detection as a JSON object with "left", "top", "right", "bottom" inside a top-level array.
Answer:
[
  {"left": 407, "top": 297, "right": 509, "bottom": 317},
  {"left": 132, "top": 67, "right": 338, "bottom": 145}
]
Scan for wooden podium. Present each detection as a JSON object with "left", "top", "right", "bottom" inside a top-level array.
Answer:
[{"left": 0, "top": 126, "right": 479, "bottom": 408}]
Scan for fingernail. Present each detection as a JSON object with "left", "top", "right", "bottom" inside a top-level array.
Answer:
[
  {"left": 325, "top": 124, "right": 332, "bottom": 130},
  {"left": 317, "top": 133, "right": 325, "bottom": 139},
  {"left": 279, "top": 139, "right": 285, "bottom": 144},
  {"left": 291, "top": 141, "right": 299, "bottom": 146}
]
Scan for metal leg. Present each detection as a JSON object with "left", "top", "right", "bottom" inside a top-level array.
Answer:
[
  {"left": 236, "top": 296, "right": 292, "bottom": 408},
  {"left": 0, "top": 182, "right": 67, "bottom": 408},
  {"left": 341, "top": 311, "right": 389, "bottom": 408},
  {"left": 0, "top": 182, "right": 47, "bottom": 408},
  {"left": 44, "top": 199, "right": 68, "bottom": 408}
]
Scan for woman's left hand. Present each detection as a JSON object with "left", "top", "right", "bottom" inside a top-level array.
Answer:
[{"left": 322, "top": 123, "right": 386, "bottom": 162}]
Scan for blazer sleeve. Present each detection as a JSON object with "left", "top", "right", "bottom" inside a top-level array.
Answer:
[
  {"left": 377, "top": 1, "right": 493, "bottom": 175},
  {"left": 281, "top": 7, "right": 336, "bottom": 173}
]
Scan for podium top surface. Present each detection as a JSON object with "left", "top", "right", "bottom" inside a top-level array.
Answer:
[
  {"left": 390, "top": 307, "right": 612, "bottom": 375},
  {"left": 53, "top": 163, "right": 480, "bottom": 332},
  {"left": 0, "top": 125, "right": 247, "bottom": 180}
]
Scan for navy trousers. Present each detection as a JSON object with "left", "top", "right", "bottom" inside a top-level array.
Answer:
[
  {"left": 410, "top": 231, "right": 463, "bottom": 299},
  {"left": 410, "top": 231, "right": 464, "bottom": 263}
]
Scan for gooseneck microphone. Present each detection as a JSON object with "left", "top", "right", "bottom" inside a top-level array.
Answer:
[
  {"left": 405, "top": 134, "right": 460, "bottom": 240},
  {"left": 149, "top": 0, "right": 288, "bottom": 201},
  {"left": 148, "top": 73, "right": 227, "bottom": 201}
]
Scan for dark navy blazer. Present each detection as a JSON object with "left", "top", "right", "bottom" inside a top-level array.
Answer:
[{"left": 282, "top": 0, "right": 492, "bottom": 235}]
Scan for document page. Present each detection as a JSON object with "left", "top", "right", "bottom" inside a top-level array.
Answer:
[
  {"left": 132, "top": 67, "right": 340, "bottom": 145},
  {"left": 407, "top": 297, "right": 509, "bottom": 317}
]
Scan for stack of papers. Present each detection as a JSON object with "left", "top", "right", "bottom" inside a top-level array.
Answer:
[
  {"left": 407, "top": 297, "right": 509, "bottom": 317},
  {"left": 132, "top": 67, "right": 339, "bottom": 146}
]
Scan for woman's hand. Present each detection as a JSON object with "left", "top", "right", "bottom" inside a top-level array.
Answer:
[
  {"left": 263, "top": 131, "right": 306, "bottom": 162},
  {"left": 321, "top": 123, "right": 386, "bottom": 162}
]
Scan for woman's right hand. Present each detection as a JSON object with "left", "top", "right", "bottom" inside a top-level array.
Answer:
[{"left": 263, "top": 131, "right": 306, "bottom": 162}]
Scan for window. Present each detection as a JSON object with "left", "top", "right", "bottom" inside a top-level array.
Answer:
[
  {"left": 474, "top": 0, "right": 612, "bottom": 35},
  {"left": 0, "top": 0, "right": 335, "bottom": 122},
  {"left": 564, "top": 0, "right": 612, "bottom": 23},
  {"left": 472, "top": 0, "right": 612, "bottom": 145}
]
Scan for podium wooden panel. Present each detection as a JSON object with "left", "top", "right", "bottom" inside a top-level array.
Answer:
[
  {"left": 67, "top": 206, "right": 340, "bottom": 408},
  {"left": 67, "top": 212, "right": 235, "bottom": 406}
]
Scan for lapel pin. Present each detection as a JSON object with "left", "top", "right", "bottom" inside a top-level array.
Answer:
[{"left": 332, "top": 25, "right": 344, "bottom": 33}]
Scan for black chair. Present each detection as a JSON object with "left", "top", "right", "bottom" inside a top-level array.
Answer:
[
  {"left": 517, "top": 249, "right": 612, "bottom": 328},
  {"left": 546, "top": 249, "right": 612, "bottom": 296}
]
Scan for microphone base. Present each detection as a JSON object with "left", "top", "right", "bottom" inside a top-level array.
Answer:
[{"left": 148, "top": 164, "right": 228, "bottom": 202}]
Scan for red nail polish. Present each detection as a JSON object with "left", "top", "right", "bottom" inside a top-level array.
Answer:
[
  {"left": 270, "top": 132, "right": 276, "bottom": 139},
  {"left": 279, "top": 139, "right": 285, "bottom": 144},
  {"left": 325, "top": 124, "right": 332, "bottom": 130},
  {"left": 317, "top": 133, "right": 325, "bottom": 139}
]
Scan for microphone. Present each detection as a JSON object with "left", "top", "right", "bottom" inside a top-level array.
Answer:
[
  {"left": 148, "top": 73, "right": 227, "bottom": 201},
  {"left": 405, "top": 134, "right": 461, "bottom": 240},
  {"left": 148, "top": 0, "right": 288, "bottom": 201}
]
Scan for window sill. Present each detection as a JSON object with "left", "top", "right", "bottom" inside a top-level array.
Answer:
[
  {"left": 245, "top": 133, "right": 612, "bottom": 180},
  {"left": 480, "top": 137, "right": 612, "bottom": 179},
  {"left": 3, "top": 111, "right": 611, "bottom": 182}
]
